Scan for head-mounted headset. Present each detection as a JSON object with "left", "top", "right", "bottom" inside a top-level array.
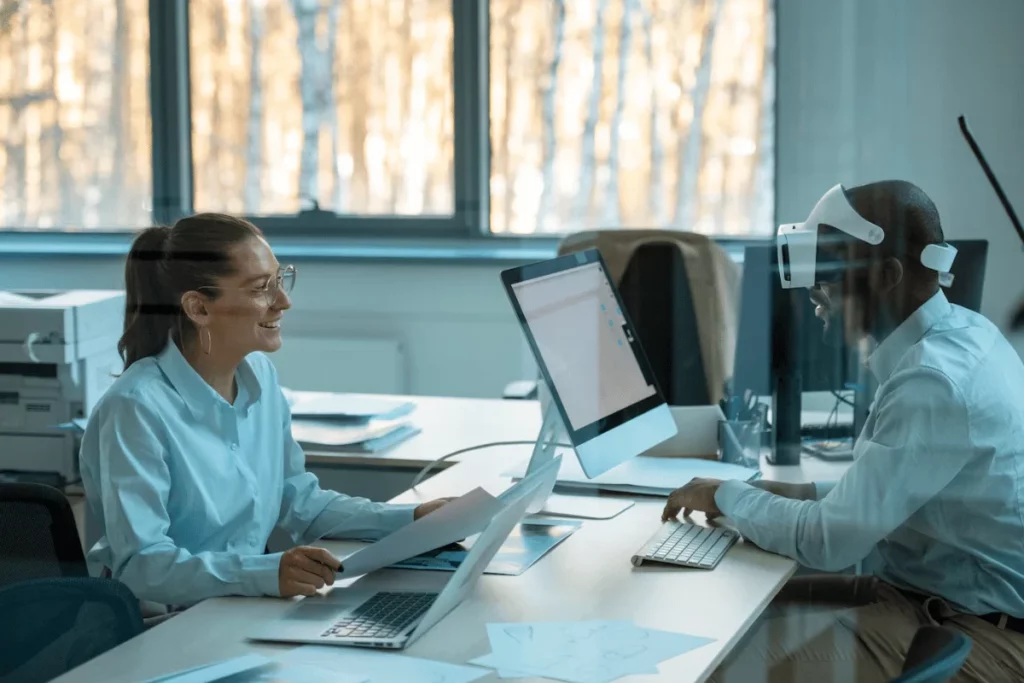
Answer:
[{"left": 776, "top": 184, "right": 959, "bottom": 290}]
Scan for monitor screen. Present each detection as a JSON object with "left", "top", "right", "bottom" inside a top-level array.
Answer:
[{"left": 510, "top": 261, "right": 657, "bottom": 431}]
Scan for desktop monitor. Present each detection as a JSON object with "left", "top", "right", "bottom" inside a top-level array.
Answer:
[
  {"left": 733, "top": 239, "right": 989, "bottom": 463},
  {"left": 501, "top": 249, "right": 678, "bottom": 479}
]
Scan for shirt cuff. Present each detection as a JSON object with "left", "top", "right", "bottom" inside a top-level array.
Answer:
[
  {"left": 815, "top": 481, "right": 838, "bottom": 500},
  {"left": 715, "top": 479, "right": 759, "bottom": 518},
  {"left": 378, "top": 504, "right": 417, "bottom": 536},
  {"left": 241, "top": 552, "right": 283, "bottom": 597}
]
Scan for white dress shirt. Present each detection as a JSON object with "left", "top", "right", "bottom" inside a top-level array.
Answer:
[
  {"left": 717, "top": 291, "right": 1024, "bottom": 616},
  {"left": 79, "top": 340, "right": 415, "bottom": 606}
]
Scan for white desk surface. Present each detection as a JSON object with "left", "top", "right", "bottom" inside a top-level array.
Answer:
[
  {"left": 303, "top": 395, "right": 542, "bottom": 468},
  {"left": 57, "top": 398, "right": 852, "bottom": 683}
]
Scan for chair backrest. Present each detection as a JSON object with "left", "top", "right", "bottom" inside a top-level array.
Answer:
[
  {"left": 0, "top": 576, "right": 144, "bottom": 682},
  {"left": 0, "top": 483, "right": 88, "bottom": 589},
  {"left": 892, "top": 626, "right": 972, "bottom": 683},
  {"left": 557, "top": 229, "right": 740, "bottom": 407},
  {"left": 618, "top": 242, "right": 710, "bottom": 406}
]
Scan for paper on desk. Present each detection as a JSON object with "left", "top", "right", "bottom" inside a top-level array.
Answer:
[
  {"left": 282, "top": 389, "right": 416, "bottom": 422},
  {"left": 142, "top": 654, "right": 273, "bottom": 683},
  {"left": 276, "top": 645, "right": 488, "bottom": 683},
  {"left": 470, "top": 620, "right": 715, "bottom": 683},
  {"left": 337, "top": 487, "right": 502, "bottom": 578}
]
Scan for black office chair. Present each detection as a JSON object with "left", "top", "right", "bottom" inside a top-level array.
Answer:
[
  {"left": 0, "top": 577, "right": 144, "bottom": 682},
  {"left": 892, "top": 626, "right": 972, "bottom": 683},
  {"left": 0, "top": 483, "right": 88, "bottom": 589},
  {"left": 618, "top": 242, "right": 710, "bottom": 406}
]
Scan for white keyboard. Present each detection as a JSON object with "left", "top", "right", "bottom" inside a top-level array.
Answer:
[{"left": 631, "top": 521, "right": 738, "bottom": 569}]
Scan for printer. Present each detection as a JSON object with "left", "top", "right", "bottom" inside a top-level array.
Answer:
[{"left": 0, "top": 290, "right": 125, "bottom": 486}]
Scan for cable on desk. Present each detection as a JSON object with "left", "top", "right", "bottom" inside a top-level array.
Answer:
[{"left": 410, "top": 440, "right": 572, "bottom": 490}]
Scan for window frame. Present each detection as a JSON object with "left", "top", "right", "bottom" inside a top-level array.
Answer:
[
  {"left": 0, "top": 0, "right": 775, "bottom": 245},
  {"left": 163, "top": 0, "right": 490, "bottom": 240}
]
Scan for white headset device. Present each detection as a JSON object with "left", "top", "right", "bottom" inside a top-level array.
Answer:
[{"left": 776, "top": 184, "right": 959, "bottom": 290}]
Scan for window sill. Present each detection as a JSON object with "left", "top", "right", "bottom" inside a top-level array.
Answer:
[
  {"left": 0, "top": 230, "right": 761, "bottom": 265},
  {"left": 0, "top": 231, "right": 560, "bottom": 264}
]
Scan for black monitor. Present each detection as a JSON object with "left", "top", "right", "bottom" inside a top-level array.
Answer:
[
  {"left": 732, "top": 243, "right": 850, "bottom": 399},
  {"left": 732, "top": 239, "right": 988, "bottom": 464}
]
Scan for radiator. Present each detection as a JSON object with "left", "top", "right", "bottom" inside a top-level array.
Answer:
[{"left": 272, "top": 336, "right": 406, "bottom": 394}]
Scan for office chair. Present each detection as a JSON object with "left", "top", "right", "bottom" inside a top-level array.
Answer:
[
  {"left": 891, "top": 626, "right": 972, "bottom": 683},
  {"left": 0, "top": 482, "right": 88, "bottom": 589},
  {"left": 618, "top": 241, "right": 710, "bottom": 406},
  {"left": 0, "top": 577, "right": 144, "bottom": 682}
]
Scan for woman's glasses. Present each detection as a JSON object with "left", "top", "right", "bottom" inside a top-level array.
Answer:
[{"left": 198, "top": 265, "right": 297, "bottom": 306}]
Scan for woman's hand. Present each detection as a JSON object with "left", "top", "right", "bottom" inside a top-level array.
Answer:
[
  {"left": 414, "top": 497, "right": 456, "bottom": 520},
  {"left": 279, "top": 546, "right": 341, "bottom": 598}
]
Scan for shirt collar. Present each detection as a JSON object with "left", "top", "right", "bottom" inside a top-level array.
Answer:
[
  {"left": 868, "top": 290, "right": 953, "bottom": 383},
  {"left": 156, "top": 340, "right": 263, "bottom": 418}
]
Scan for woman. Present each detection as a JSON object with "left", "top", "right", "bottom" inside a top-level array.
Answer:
[{"left": 80, "top": 214, "right": 449, "bottom": 607}]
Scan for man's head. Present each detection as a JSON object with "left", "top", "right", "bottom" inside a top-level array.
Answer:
[{"left": 809, "top": 180, "right": 946, "bottom": 347}]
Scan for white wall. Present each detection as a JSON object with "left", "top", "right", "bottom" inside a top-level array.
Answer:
[
  {"left": 778, "top": 0, "right": 1024, "bottom": 330},
  {"left": 0, "top": 254, "right": 526, "bottom": 398},
  {"left": 2, "top": 0, "right": 1021, "bottom": 398}
]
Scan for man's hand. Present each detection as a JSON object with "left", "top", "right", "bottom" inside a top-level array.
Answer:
[
  {"left": 414, "top": 497, "right": 455, "bottom": 521},
  {"left": 279, "top": 546, "right": 341, "bottom": 598},
  {"left": 662, "top": 478, "right": 725, "bottom": 522}
]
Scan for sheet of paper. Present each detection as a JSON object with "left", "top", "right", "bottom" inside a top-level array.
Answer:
[
  {"left": 142, "top": 654, "right": 272, "bottom": 683},
  {"left": 337, "top": 487, "right": 502, "bottom": 578},
  {"left": 497, "top": 452, "right": 561, "bottom": 513},
  {"left": 470, "top": 621, "right": 715, "bottom": 683},
  {"left": 225, "top": 661, "right": 367, "bottom": 683},
  {"left": 276, "top": 645, "right": 488, "bottom": 683}
]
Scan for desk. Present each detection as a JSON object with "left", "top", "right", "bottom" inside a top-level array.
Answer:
[{"left": 57, "top": 398, "right": 853, "bottom": 683}]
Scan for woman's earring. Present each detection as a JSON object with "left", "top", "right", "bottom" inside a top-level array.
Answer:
[{"left": 200, "top": 327, "right": 212, "bottom": 355}]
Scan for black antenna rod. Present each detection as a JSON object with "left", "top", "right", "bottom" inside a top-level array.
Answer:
[{"left": 958, "top": 115, "right": 1024, "bottom": 246}]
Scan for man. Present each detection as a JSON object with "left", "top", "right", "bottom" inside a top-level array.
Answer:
[{"left": 665, "top": 181, "right": 1024, "bottom": 682}]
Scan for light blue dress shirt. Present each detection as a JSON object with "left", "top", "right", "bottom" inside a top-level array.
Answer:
[
  {"left": 79, "top": 340, "right": 415, "bottom": 606},
  {"left": 717, "top": 291, "right": 1024, "bottom": 616}
]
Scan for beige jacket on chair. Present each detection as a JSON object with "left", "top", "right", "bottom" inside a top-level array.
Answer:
[{"left": 558, "top": 230, "right": 740, "bottom": 406}]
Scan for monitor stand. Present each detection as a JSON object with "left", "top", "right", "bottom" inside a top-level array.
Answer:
[{"left": 521, "top": 402, "right": 634, "bottom": 521}]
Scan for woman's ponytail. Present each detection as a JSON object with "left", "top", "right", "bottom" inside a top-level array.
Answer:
[{"left": 118, "top": 226, "right": 176, "bottom": 370}]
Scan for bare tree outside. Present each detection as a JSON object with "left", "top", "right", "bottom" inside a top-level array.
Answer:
[
  {"left": 0, "top": 0, "right": 150, "bottom": 229},
  {"left": 190, "top": 0, "right": 453, "bottom": 217},
  {"left": 491, "top": 0, "right": 773, "bottom": 236}
]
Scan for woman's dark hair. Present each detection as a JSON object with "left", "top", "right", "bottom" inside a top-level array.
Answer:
[{"left": 118, "top": 213, "right": 263, "bottom": 370}]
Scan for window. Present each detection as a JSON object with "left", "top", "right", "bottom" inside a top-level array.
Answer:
[
  {"left": 0, "top": 0, "right": 152, "bottom": 229},
  {"left": 490, "top": 0, "right": 774, "bottom": 236},
  {"left": 189, "top": 0, "right": 454, "bottom": 217},
  {"left": 1, "top": 0, "right": 773, "bottom": 238}
]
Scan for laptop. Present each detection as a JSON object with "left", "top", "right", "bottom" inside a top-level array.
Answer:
[{"left": 249, "top": 470, "right": 546, "bottom": 650}]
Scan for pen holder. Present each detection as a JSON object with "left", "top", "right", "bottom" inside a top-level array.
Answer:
[{"left": 718, "top": 417, "right": 764, "bottom": 469}]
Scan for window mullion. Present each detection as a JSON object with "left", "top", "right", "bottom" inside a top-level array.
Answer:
[{"left": 149, "top": 0, "right": 193, "bottom": 225}]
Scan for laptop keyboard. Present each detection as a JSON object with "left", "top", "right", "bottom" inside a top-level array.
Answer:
[{"left": 321, "top": 591, "right": 437, "bottom": 640}]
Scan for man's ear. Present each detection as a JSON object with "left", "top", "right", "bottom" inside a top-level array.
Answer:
[
  {"left": 180, "top": 291, "right": 210, "bottom": 328},
  {"left": 881, "top": 257, "right": 904, "bottom": 292}
]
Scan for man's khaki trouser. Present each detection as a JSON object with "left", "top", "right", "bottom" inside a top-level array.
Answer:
[{"left": 709, "top": 576, "right": 1024, "bottom": 683}]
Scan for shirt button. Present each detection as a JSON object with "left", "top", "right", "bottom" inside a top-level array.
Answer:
[{"left": 231, "top": 443, "right": 239, "bottom": 451}]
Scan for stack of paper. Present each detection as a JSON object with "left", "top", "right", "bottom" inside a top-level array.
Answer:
[
  {"left": 507, "top": 455, "right": 760, "bottom": 497},
  {"left": 282, "top": 389, "right": 416, "bottom": 422},
  {"left": 291, "top": 418, "right": 420, "bottom": 454},
  {"left": 470, "top": 621, "right": 715, "bottom": 683}
]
